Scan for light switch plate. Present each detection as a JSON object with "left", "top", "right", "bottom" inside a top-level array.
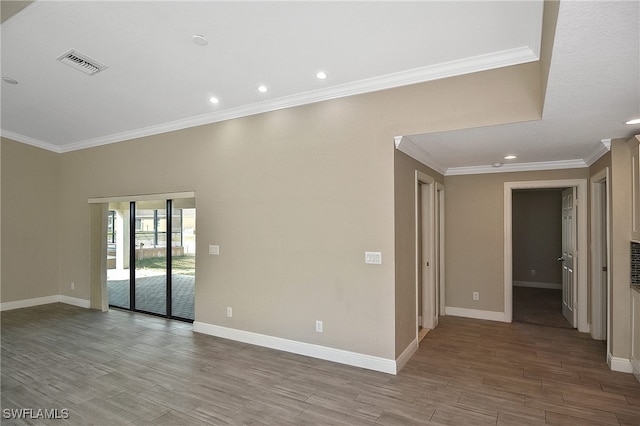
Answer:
[{"left": 365, "top": 251, "right": 382, "bottom": 264}]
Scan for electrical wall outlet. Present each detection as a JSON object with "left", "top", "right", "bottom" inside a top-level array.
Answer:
[
  {"left": 316, "top": 320, "right": 323, "bottom": 333},
  {"left": 473, "top": 292, "right": 479, "bottom": 301},
  {"left": 226, "top": 307, "right": 232, "bottom": 317},
  {"left": 365, "top": 251, "right": 382, "bottom": 264},
  {"left": 70, "top": 282, "right": 75, "bottom": 290},
  {"left": 530, "top": 269, "right": 536, "bottom": 276}
]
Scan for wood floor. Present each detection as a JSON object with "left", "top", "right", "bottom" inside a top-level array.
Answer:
[{"left": 2, "top": 304, "right": 640, "bottom": 425}]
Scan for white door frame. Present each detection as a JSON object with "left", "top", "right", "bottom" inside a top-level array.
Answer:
[
  {"left": 415, "top": 171, "right": 445, "bottom": 339},
  {"left": 416, "top": 171, "right": 434, "bottom": 333},
  {"left": 590, "top": 168, "right": 610, "bottom": 345},
  {"left": 504, "top": 179, "right": 588, "bottom": 332},
  {"left": 436, "top": 183, "right": 446, "bottom": 315}
]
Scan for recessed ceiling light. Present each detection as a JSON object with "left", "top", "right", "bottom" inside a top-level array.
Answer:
[
  {"left": 258, "top": 85, "right": 268, "bottom": 93},
  {"left": 316, "top": 71, "right": 327, "bottom": 80},
  {"left": 209, "top": 96, "right": 219, "bottom": 104},
  {"left": 504, "top": 155, "right": 517, "bottom": 160},
  {"left": 626, "top": 118, "right": 640, "bottom": 125},
  {"left": 2, "top": 77, "right": 18, "bottom": 84},
  {"left": 192, "top": 34, "right": 208, "bottom": 46}
]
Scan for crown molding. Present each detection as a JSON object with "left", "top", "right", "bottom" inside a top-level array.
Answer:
[
  {"left": 9, "top": 46, "right": 537, "bottom": 153},
  {"left": 0, "top": 129, "right": 61, "bottom": 153},
  {"left": 584, "top": 139, "right": 612, "bottom": 166},
  {"left": 394, "top": 136, "right": 447, "bottom": 175},
  {"left": 445, "top": 159, "right": 587, "bottom": 176}
]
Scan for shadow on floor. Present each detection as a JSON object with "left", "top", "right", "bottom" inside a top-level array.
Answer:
[{"left": 512, "top": 286, "right": 573, "bottom": 329}]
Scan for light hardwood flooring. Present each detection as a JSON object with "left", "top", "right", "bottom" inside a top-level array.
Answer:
[
  {"left": 418, "top": 328, "right": 430, "bottom": 343},
  {"left": 2, "top": 303, "right": 640, "bottom": 425}
]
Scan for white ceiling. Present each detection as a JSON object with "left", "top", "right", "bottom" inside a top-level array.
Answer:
[
  {"left": 1, "top": 1, "right": 638, "bottom": 175},
  {"left": 403, "top": 0, "right": 640, "bottom": 175},
  {"left": 1, "top": 1, "right": 542, "bottom": 152}
]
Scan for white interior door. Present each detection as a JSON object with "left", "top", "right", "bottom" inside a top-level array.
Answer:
[
  {"left": 421, "top": 182, "right": 437, "bottom": 330},
  {"left": 560, "top": 188, "right": 577, "bottom": 327}
]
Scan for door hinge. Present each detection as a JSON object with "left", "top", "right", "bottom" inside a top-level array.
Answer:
[{"left": 603, "top": 266, "right": 608, "bottom": 272}]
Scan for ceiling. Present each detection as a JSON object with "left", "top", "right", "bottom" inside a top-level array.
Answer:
[
  {"left": 1, "top": 1, "right": 638, "bottom": 175},
  {"left": 403, "top": 0, "right": 640, "bottom": 175}
]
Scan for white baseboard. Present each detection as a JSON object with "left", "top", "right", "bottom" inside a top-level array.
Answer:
[
  {"left": 0, "top": 295, "right": 90, "bottom": 311},
  {"left": 59, "top": 295, "right": 91, "bottom": 308},
  {"left": 608, "top": 353, "right": 634, "bottom": 373},
  {"left": 632, "top": 357, "right": 640, "bottom": 382},
  {"left": 193, "top": 321, "right": 397, "bottom": 375},
  {"left": 513, "top": 280, "right": 562, "bottom": 290},
  {"left": 396, "top": 338, "right": 418, "bottom": 373},
  {"left": 445, "top": 306, "right": 507, "bottom": 322},
  {"left": 0, "top": 295, "right": 60, "bottom": 311}
]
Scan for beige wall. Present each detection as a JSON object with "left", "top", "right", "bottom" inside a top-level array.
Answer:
[
  {"left": 443, "top": 168, "right": 588, "bottom": 313},
  {"left": 393, "top": 150, "right": 443, "bottom": 356},
  {"left": 2, "top": 61, "right": 542, "bottom": 362},
  {"left": 590, "top": 151, "right": 611, "bottom": 177},
  {"left": 1, "top": 138, "right": 60, "bottom": 302},
  {"left": 57, "top": 106, "right": 399, "bottom": 359},
  {"left": 512, "top": 189, "right": 562, "bottom": 285},
  {"left": 609, "top": 138, "right": 633, "bottom": 359}
]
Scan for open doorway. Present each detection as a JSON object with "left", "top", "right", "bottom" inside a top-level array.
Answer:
[
  {"left": 504, "top": 179, "right": 588, "bottom": 332},
  {"left": 511, "top": 188, "right": 572, "bottom": 328}
]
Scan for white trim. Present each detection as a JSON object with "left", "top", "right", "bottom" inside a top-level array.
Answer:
[
  {"left": 8, "top": 46, "right": 532, "bottom": 153},
  {"left": 0, "top": 295, "right": 91, "bottom": 311},
  {"left": 396, "top": 137, "right": 447, "bottom": 175},
  {"left": 88, "top": 191, "right": 195, "bottom": 204},
  {"left": 504, "top": 179, "right": 588, "bottom": 332},
  {"left": 193, "top": 322, "right": 398, "bottom": 375},
  {"left": 0, "top": 295, "right": 59, "bottom": 311},
  {"left": 59, "top": 295, "right": 91, "bottom": 309},
  {"left": 0, "top": 130, "right": 62, "bottom": 153},
  {"left": 446, "top": 159, "right": 586, "bottom": 176},
  {"left": 590, "top": 167, "right": 610, "bottom": 343},
  {"left": 513, "top": 280, "right": 562, "bottom": 290},
  {"left": 608, "top": 353, "right": 634, "bottom": 373},
  {"left": 444, "top": 306, "right": 507, "bottom": 322},
  {"left": 415, "top": 171, "right": 436, "bottom": 344},
  {"left": 394, "top": 137, "right": 592, "bottom": 177},
  {"left": 396, "top": 338, "right": 418, "bottom": 373},
  {"left": 584, "top": 139, "right": 612, "bottom": 167},
  {"left": 436, "top": 183, "right": 446, "bottom": 317}
]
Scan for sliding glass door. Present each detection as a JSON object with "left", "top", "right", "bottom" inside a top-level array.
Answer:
[
  {"left": 107, "top": 202, "right": 131, "bottom": 309},
  {"left": 106, "top": 198, "right": 195, "bottom": 321},
  {"left": 171, "top": 200, "right": 196, "bottom": 320},
  {"left": 134, "top": 200, "right": 168, "bottom": 316}
]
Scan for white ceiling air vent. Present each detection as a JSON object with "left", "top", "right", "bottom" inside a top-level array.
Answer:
[{"left": 56, "top": 49, "right": 108, "bottom": 76}]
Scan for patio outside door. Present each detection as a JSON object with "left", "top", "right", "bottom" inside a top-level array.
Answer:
[
  {"left": 134, "top": 200, "right": 168, "bottom": 316},
  {"left": 107, "top": 198, "right": 195, "bottom": 321}
]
